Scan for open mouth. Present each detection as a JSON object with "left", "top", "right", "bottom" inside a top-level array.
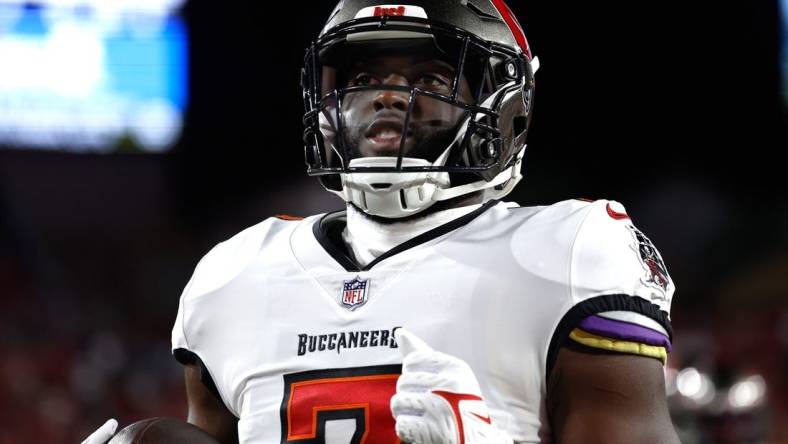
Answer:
[{"left": 364, "top": 119, "right": 413, "bottom": 147}]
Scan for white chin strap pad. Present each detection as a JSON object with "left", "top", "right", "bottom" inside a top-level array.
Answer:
[
  {"left": 332, "top": 149, "right": 525, "bottom": 219},
  {"left": 337, "top": 157, "right": 450, "bottom": 218}
]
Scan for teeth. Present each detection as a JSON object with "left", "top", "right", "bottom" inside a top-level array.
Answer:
[{"left": 374, "top": 129, "right": 400, "bottom": 140}]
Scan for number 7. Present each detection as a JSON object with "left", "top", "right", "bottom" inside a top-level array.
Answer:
[{"left": 280, "top": 365, "right": 402, "bottom": 444}]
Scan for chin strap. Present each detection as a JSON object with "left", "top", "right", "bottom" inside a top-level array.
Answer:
[
  {"left": 330, "top": 157, "right": 450, "bottom": 218},
  {"left": 331, "top": 148, "right": 524, "bottom": 218},
  {"left": 432, "top": 148, "right": 524, "bottom": 202}
]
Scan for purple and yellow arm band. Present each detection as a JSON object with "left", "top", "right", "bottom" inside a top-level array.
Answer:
[{"left": 568, "top": 314, "right": 672, "bottom": 364}]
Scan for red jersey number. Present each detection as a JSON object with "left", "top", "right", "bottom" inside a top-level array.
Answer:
[{"left": 280, "top": 365, "right": 402, "bottom": 444}]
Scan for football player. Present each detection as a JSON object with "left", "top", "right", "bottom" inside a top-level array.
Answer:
[{"left": 85, "top": 1, "right": 680, "bottom": 443}]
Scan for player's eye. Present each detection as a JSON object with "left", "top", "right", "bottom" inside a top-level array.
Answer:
[
  {"left": 415, "top": 74, "right": 451, "bottom": 92},
  {"left": 349, "top": 73, "right": 378, "bottom": 86}
]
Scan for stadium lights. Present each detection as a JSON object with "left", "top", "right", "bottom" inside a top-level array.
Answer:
[
  {"left": 728, "top": 375, "right": 767, "bottom": 410},
  {"left": 676, "top": 367, "right": 716, "bottom": 406}
]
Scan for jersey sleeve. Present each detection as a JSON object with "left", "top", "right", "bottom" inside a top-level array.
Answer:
[
  {"left": 170, "top": 218, "right": 282, "bottom": 416},
  {"left": 170, "top": 236, "right": 234, "bottom": 363},
  {"left": 170, "top": 246, "right": 230, "bottom": 410},
  {"left": 548, "top": 199, "right": 675, "bottom": 373},
  {"left": 171, "top": 276, "right": 192, "bottom": 353}
]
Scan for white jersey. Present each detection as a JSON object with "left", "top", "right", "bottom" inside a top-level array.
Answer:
[{"left": 171, "top": 199, "right": 675, "bottom": 443}]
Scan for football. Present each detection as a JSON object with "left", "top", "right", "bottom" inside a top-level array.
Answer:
[{"left": 108, "top": 417, "right": 220, "bottom": 444}]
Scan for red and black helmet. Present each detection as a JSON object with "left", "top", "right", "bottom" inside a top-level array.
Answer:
[{"left": 302, "top": 0, "right": 538, "bottom": 217}]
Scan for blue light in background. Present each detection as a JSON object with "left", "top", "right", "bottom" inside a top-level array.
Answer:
[
  {"left": 0, "top": 3, "right": 189, "bottom": 153},
  {"left": 105, "top": 17, "right": 188, "bottom": 109},
  {"left": 9, "top": 5, "right": 47, "bottom": 35}
]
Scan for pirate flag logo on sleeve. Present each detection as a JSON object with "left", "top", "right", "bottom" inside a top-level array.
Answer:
[{"left": 627, "top": 225, "right": 671, "bottom": 298}]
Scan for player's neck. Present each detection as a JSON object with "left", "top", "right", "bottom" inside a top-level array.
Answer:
[{"left": 342, "top": 192, "right": 485, "bottom": 267}]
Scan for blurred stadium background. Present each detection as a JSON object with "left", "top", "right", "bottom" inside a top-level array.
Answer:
[{"left": 0, "top": 1, "right": 786, "bottom": 442}]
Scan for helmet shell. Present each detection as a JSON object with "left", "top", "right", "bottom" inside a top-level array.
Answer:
[{"left": 320, "top": 0, "right": 532, "bottom": 60}]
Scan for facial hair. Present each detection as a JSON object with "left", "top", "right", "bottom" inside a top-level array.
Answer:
[{"left": 341, "top": 118, "right": 463, "bottom": 163}]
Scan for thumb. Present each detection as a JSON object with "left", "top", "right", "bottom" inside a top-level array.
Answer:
[
  {"left": 82, "top": 418, "right": 118, "bottom": 444},
  {"left": 395, "top": 328, "right": 433, "bottom": 357}
]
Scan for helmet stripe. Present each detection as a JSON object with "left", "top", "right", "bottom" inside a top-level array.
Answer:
[{"left": 489, "top": 0, "right": 531, "bottom": 58}]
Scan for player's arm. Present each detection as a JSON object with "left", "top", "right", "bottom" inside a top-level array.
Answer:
[
  {"left": 547, "top": 342, "right": 680, "bottom": 444},
  {"left": 79, "top": 365, "right": 237, "bottom": 444},
  {"left": 173, "top": 235, "right": 253, "bottom": 444},
  {"left": 545, "top": 199, "right": 680, "bottom": 443},
  {"left": 184, "top": 364, "right": 239, "bottom": 444}
]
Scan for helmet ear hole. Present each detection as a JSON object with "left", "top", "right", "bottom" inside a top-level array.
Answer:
[
  {"left": 478, "top": 138, "right": 501, "bottom": 161},
  {"left": 464, "top": 123, "right": 500, "bottom": 181}
]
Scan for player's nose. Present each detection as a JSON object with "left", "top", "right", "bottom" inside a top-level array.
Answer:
[{"left": 373, "top": 74, "right": 409, "bottom": 112}]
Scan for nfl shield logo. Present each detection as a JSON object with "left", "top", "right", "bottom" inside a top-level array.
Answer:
[{"left": 341, "top": 276, "right": 370, "bottom": 310}]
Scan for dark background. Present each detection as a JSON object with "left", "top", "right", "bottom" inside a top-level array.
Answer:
[{"left": 0, "top": 1, "right": 785, "bottom": 442}]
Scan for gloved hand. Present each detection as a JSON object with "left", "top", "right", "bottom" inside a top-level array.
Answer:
[
  {"left": 391, "top": 329, "right": 513, "bottom": 444},
  {"left": 81, "top": 418, "right": 118, "bottom": 444}
]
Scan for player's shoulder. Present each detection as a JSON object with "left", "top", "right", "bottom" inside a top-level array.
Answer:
[
  {"left": 569, "top": 199, "right": 674, "bottom": 309},
  {"left": 497, "top": 198, "right": 604, "bottom": 245},
  {"left": 500, "top": 198, "right": 672, "bottom": 297},
  {"left": 507, "top": 196, "right": 666, "bottom": 285},
  {"left": 540, "top": 199, "right": 675, "bottom": 373},
  {"left": 180, "top": 214, "right": 315, "bottom": 302},
  {"left": 503, "top": 197, "right": 625, "bottom": 223},
  {"left": 500, "top": 197, "right": 638, "bottom": 241}
]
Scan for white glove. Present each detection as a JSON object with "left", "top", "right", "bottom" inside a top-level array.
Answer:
[
  {"left": 81, "top": 418, "right": 118, "bottom": 444},
  {"left": 391, "top": 329, "right": 513, "bottom": 444}
]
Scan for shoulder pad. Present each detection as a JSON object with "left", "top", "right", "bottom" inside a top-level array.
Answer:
[
  {"left": 571, "top": 199, "right": 674, "bottom": 314},
  {"left": 508, "top": 198, "right": 595, "bottom": 270},
  {"left": 182, "top": 217, "right": 293, "bottom": 301}
]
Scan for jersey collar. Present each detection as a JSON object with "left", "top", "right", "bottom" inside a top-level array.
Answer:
[{"left": 311, "top": 200, "right": 501, "bottom": 272}]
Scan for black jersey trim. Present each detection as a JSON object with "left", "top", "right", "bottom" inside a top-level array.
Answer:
[
  {"left": 312, "top": 211, "right": 360, "bottom": 271},
  {"left": 313, "top": 200, "right": 500, "bottom": 272},
  {"left": 545, "top": 294, "right": 672, "bottom": 382},
  {"left": 173, "top": 348, "right": 232, "bottom": 414}
]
